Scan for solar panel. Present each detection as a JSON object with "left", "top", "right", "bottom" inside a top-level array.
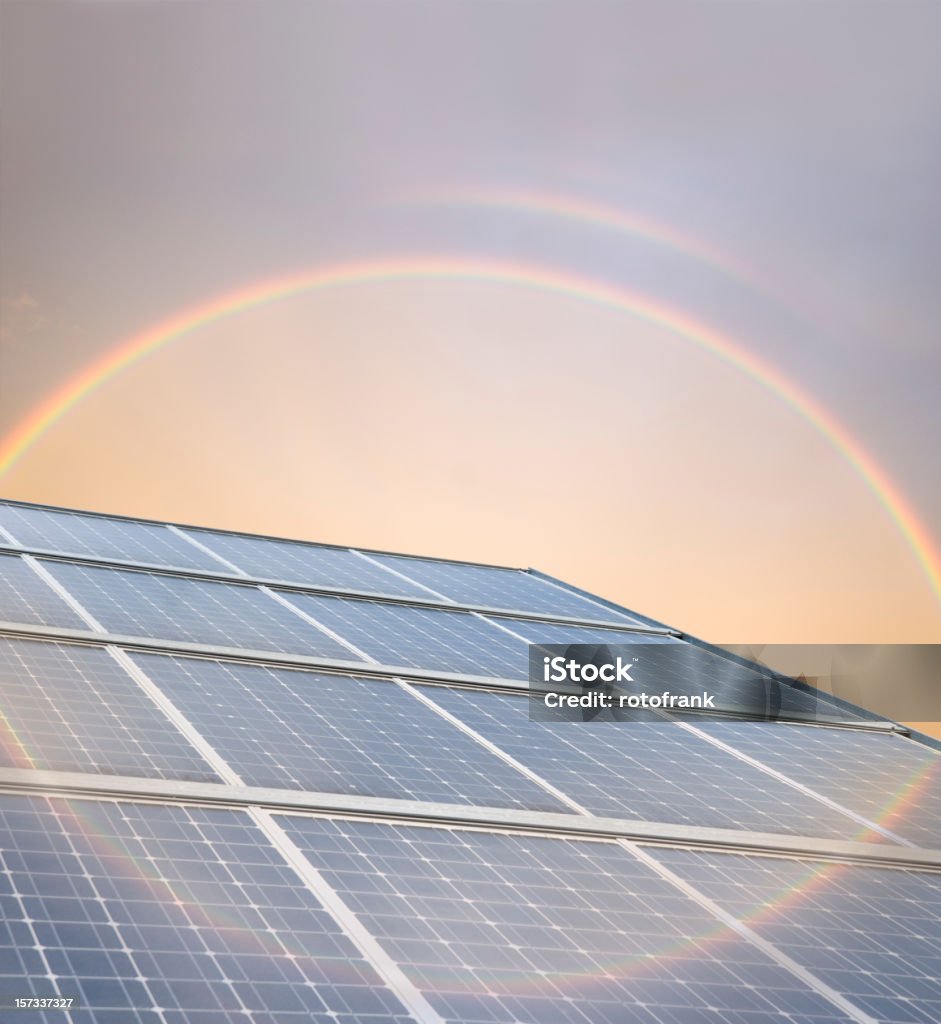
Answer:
[
  {"left": 280, "top": 592, "right": 667, "bottom": 679},
  {"left": 127, "top": 652, "right": 570, "bottom": 812},
  {"left": 0, "top": 553, "right": 87, "bottom": 629},
  {"left": 694, "top": 722, "right": 941, "bottom": 848},
  {"left": 38, "top": 561, "right": 362, "bottom": 660},
  {"left": 4, "top": 500, "right": 938, "bottom": 1024},
  {"left": 0, "top": 637, "right": 219, "bottom": 782},
  {"left": 369, "top": 553, "right": 643, "bottom": 623},
  {"left": 281, "top": 816, "right": 861, "bottom": 1024},
  {"left": 0, "top": 794, "right": 417, "bottom": 1023},
  {"left": 650, "top": 847, "right": 941, "bottom": 1024},
  {"left": 182, "top": 528, "right": 434, "bottom": 597},
  {"left": 424, "top": 686, "right": 876, "bottom": 840},
  {"left": 0, "top": 503, "right": 225, "bottom": 572},
  {"left": 491, "top": 616, "right": 677, "bottom": 647},
  {"left": 277, "top": 592, "right": 529, "bottom": 677}
]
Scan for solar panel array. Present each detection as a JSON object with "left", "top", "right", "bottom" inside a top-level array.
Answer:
[{"left": 1, "top": 498, "right": 939, "bottom": 1024}]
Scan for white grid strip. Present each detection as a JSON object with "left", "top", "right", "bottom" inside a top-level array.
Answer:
[
  {"left": 250, "top": 808, "right": 446, "bottom": 1024},
  {"left": 674, "top": 718, "right": 916, "bottom": 847},
  {"left": 352, "top": 549, "right": 455, "bottom": 601},
  {"left": 21, "top": 555, "right": 105, "bottom": 631},
  {"left": 260, "top": 585, "right": 376, "bottom": 661},
  {"left": 167, "top": 523, "right": 250, "bottom": 575},
  {"left": 622, "top": 839, "right": 878, "bottom": 1024}
]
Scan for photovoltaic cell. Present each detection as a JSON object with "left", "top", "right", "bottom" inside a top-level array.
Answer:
[
  {"left": 128, "top": 652, "right": 570, "bottom": 813},
  {"left": 695, "top": 722, "right": 941, "bottom": 848},
  {"left": 282, "top": 593, "right": 667, "bottom": 679},
  {"left": 0, "top": 794, "right": 417, "bottom": 1023},
  {"left": 369, "top": 553, "right": 643, "bottom": 623},
  {"left": 281, "top": 816, "right": 856, "bottom": 1024},
  {"left": 39, "top": 561, "right": 361, "bottom": 660},
  {"left": 278, "top": 592, "right": 528, "bottom": 677},
  {"left": 0, "top": 504, "right": 225, "bottom": 571},
  {"left": 0, "top": 553, "right": 87, "bottom": 630},
  {"left": 0, "top": 637, "right": 219, "bottom": 783},
  {"left": 424, "top": 686, "right": 872, "bottom": 840},
  {"left": 182, "top": 528, "right": 433, "bottom": 597},
  {"left": 650, "top": 847, "right": 941, "bottom": 1024},
  {"left": 489, "top": 616, "right": 677, "bottom": 648}
]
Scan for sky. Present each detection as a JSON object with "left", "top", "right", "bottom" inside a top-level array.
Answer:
[{"left": 1, "top": 0, "right": 940, "bottom": 651}]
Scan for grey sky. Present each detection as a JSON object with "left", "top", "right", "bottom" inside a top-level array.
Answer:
[{"left": 2, "top": 0, "right": 940, "bottom": 526}]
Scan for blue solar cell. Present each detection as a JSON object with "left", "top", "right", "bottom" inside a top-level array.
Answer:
[
  {"left": 38, "top": 561, "right": 361, "bottom": 660},
  {"left": 0, "top": 794, "right": 417, "bottom": 1024},
  {"left": 0, "top": 503, "right": 224, "bottom": 571},
  {"left": 183, "top": 528, "right": 433, "bottom": 597},
  {"left": 650, "top": 847, "right": 941, "bottom": 1024},
  {"left": 277, "top": 592, "right": 528, "bottom": 677},
  {"left": 0, "top": 637, "right": 219, "bottom": 782},
  {"left": 128, "top": 652, "right": 570, "bottom": 813},
  {"left": 281, "top": 816, "right": 858, "bottom": 1024},
  {"left": 280, "top": 592, "right": 663, "bottom": 679},
  {"left": 0, "top": 553, "right": 87, "bottom": 629},
  {"left": 492, "top": 616, "right": 677, "bottom": 647},
  {"left": 695, "top": 723, "right": 941, "bottom": 847},
  {"left": 367, "top": 554, "right": 643, "bottom": 623},
  {"left": 425, "top": 686, "right": 875, "bottom": 840}
]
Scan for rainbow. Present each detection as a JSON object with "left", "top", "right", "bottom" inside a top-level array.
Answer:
[
  {"left": 1, "top": 256, "right": 939, "bottom": 605},
  {"left": 402, "top": 185, "right": 782, "bottom": 302}
]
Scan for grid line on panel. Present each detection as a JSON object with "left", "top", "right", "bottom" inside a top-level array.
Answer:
[
  {"left": 693, "top": 722, "right": 941, "bottom": 850},
  {"left": 522, "top": 568, "right": 652, "bottom": 622},
  {"left": 23, "top": 555, "right": 105, "bottom": 631},
  {"left": 367, "top": 550, "right": 645, "bottom": 624},
  {"left": 107, "top": 649, "right": 243, "bottom": 787},
  {"left": 0, "top": 553, "right": 89, "bottom": 630},
  {"left": 395, "top": 681, "right": 585, "bottom": 813},
  {"left": 347, "top": 703, "right": 881, "bottom": 1024},
  {"left": 0, "top": 793, "right": 421, "bottom": 1023},
  {"left": 165, "top": 524, "right": 248, "bottom": 575},
  {"left": 649, "top": 848, "right": 941, "bottom": 1024},
  {"left": 1, "top": 543, "right": 678, "bottom": 632},
  {"left": 281, "top": 816, "right": 875, "bottom": 1024},
  {"left": 488, "top": 614, "right": 681, "bottom": 650},
  {"left": 529, "top": 566, "right": 672, "bottom": 631},
  {"left": 260, "top": 586, "right": 376, "bottom": 662},
  {"left": 277, "top": 592, "right": 530, "bottom": 678},
  {"left": 0, "top": 618, "right": 912, "bottom": 737},
  {"left": 0, "top": 637, "right": 221, "bottom": 784},
  {"left": 621, "top": 840, "right": 878, "bottom": 1024},
  {"left": 471, "top": 613, "right": 532, "bottom": 643},
  {"left": 425, "top": 686, "right": 886, "bottom": 843},
  {"left": 278, "top": 592, "right": 684, "bottom": 681},
  {"left": 123, "top": 652, "right": 569, "bottom": 812},
  {"left": 38, "top": 559, "right": 361, "bottom": 660},
  {"left": 0, "top": 524, "right": 20, "bottom": 545},
  {"left": 0, "top": 498, "right": 526, "bottom": 573},
  {"left": 673, "top": 720, "right": 916, "bottom": 847},
  {"left": 180, "top": 526, "right": 437, "bottom": 601},
  {"left": 19, "top": 551, "right": 247, "bottom": 791},
  {"left": 250, "top": 808, "right": 446, "bottom": 1024},
  {"left": 237, "top": 663, "right": 889, "bottom": 1024},
  {"left": 351, "top": 550, "right": 454, "bottom": 602},
  {"left": 4, "top": 766, "right": 941, "bottom": 871},
  {"left": 0, "top": 502, "right": 225, "bottom": 572}
]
